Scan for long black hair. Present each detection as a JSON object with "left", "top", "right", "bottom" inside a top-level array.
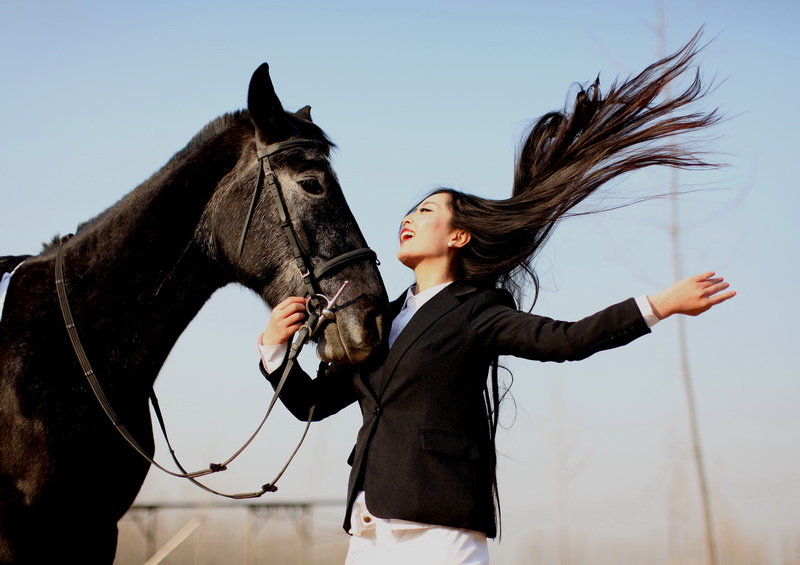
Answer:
[
  {"left": 426, "top": 30, "right": 720, "bottom": 536},
  {"left": 433, "top": 30, "right": 719, "bottom": 307}
]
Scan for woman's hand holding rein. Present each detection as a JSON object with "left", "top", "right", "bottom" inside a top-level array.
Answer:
[
  {"left": 260, "top": 296, "right": 307, "bottom": 346},
  {"left": 648, "top": 272, "right": 735, "bottom": 320}
]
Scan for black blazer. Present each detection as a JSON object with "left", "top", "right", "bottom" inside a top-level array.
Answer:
[{"left": 261, "top": 281, "right": 651, "bottom": 537}]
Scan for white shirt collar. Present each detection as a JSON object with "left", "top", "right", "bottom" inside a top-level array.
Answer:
[{"left": 402, "top": 280, "right": 454, "bottom": 311}]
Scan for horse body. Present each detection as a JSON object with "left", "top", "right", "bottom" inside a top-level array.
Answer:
[{"left": 0, "top": 65, "right": 388, "bottom": 563}]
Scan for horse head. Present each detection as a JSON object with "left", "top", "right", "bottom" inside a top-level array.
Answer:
[{"left": 202, "top": 64, "right": 388, "bottom": 365}]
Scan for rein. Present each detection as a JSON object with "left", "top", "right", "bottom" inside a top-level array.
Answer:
[{"left": 54, "top": 138, "right": 379, "bottom": 499}]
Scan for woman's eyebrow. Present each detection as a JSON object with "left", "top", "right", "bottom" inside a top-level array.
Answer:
[{"left": 420, "top": 201, "right": 440, "bottom": 208}]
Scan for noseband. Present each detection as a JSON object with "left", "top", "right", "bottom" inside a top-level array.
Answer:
[{"left": 54, "top": 137, "right": 381, "bottom": 500}]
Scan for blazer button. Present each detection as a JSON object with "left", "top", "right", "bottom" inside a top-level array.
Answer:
[{"left": 372, "top": 407, "right": 382, "bottom": 416}]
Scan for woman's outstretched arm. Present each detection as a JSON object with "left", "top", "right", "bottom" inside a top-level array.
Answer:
[{"left": 470, "top": 271, "right": 734, "bottom": 362}]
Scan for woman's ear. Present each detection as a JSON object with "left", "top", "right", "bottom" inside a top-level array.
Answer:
[{"left": 449, "top": 230, "right": 471, "bottom": 249}]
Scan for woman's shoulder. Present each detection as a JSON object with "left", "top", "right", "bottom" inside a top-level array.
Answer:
[{"left": 452, "top": 281, "right": 517, "bottom": 310}]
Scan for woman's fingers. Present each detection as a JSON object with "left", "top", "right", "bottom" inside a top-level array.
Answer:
[
  {"left": 650, "top": 271, "right": 735, "bottom": 319},
  {"left": 700, "top": 277, "right": 723, "bottom": 288},
  {"left": 707, "top": 289, "right": 736, "bottom": 306},
  {"left": 686, "top": 273, "right": 735, "bottom": 315},
  {"left": 703, "top": 281, "right": 730, "bottom": 297},
  {"left": 262, "top": 296, "right": 308, "bottom": 345},
  {"left": 274, "top": 298, "right": 308, "bottom": 321},
  {"left": 275, "top": 296, "right": 307, "bottom": 312},
  {"left": 692, "top": 271, "right": 716, "bottom": 283},
  {"left": 284, "top": 311, "right": 307, "bottom": 325}
]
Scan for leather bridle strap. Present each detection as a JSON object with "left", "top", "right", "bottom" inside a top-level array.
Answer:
[
  {"left": 56, "top": 244, "right": 196, "bottom": 480},
  {"left": 55, "top": 242, "right": 320, "bottom": 498},
  {"left": 316, "top": 248, "right": 377, "bottom": 280},
  {"left": 54, "top": 139, "right": 379, "bottom": 499},
  {"left": 237, "top": 141, "right": 319, "bottom": 264},
  {"left": 239, "top": 138, "right": 377, "bottom": 296}
]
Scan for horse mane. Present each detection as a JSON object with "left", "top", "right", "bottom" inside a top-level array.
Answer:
[
  {"left": 40, "top": 111, "right": 249, "bottom": 253},
  {"left": 39, "top": 108, "right": 334, "bottom": 253},
  {"left": 172, "top": 109, "right": 335, "bottom": 163},
  {"left": 169, "top": 110, "right": 249, "bottom": 163}
]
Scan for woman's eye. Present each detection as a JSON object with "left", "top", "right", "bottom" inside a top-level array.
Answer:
[
  {"left": 419, "top": 207, "right": 431, "bottom": 213},
  {"left": 298, "top": 179, "right": 324, "bottom": 195}
]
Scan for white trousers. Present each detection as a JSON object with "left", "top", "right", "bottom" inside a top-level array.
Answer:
[{"left": 345, "top": 492, "right": 489, "bottom": 565}]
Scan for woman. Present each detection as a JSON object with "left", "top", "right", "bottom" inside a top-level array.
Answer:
[{"left": 258, "top": 33, "right": 734, "bottom": 565}]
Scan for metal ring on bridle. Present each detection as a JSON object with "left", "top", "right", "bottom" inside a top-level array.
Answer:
[{"left": 306, "top": 294, "right": 326, "bottom": 316}]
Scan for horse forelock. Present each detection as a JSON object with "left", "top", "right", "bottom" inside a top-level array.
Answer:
[{"left": 283, "top": 112, "right": 336, "bottom": 153}]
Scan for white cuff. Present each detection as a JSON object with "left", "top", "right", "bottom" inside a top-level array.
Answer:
[
  {"left": 257, "top": 340, "right": 289, "bottom": 374},
  {"left": 635, "top": 295, "right": 660, "bottom": 328}
]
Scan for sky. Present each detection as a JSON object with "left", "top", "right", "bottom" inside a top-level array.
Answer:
[{"left": 1, "top": 0, "right": 798, "bottom": 563}]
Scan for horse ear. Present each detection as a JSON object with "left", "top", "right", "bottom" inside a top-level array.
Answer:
[
  {"left": 295, "top": 105, "right": 313, "bottom": 122},
  {"left": 248, "top": 63, "right": 292, "bottom": 144}
]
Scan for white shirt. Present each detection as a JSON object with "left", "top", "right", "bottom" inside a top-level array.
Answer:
[{"left": 387, "top": 281, "right": 453, "bottom": 348}]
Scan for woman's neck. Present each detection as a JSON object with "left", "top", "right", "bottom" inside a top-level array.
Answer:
[{"left": 413, "top": 260, "right": 457, "bottom": 293}]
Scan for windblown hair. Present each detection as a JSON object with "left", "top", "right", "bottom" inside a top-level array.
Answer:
[
  {"left": 426, "top": 30, "right": 720, "bottom": 537},
  {"left": 436, "top": 30, "right": 720, "bottom": 306}
]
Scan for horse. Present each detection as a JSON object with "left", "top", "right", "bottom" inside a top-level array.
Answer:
[{"left": 0, "top": 63, "right": 389, "bottom": 563}]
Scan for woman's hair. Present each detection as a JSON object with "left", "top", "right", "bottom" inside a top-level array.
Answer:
[
  {"left": 424, "top": 30, "right": 720, "bottom": 535},
  {"left": 432, "top": 30, "right": 719, "bottom": 306}
]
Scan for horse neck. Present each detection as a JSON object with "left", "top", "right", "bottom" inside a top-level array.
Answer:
[{"left": 59, "top": 125, "right": 248, "bottom": 380}]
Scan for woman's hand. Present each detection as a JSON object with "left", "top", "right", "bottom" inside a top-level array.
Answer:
[
  {"left": 648, "top": 271, "right": 736, "bottom": 320},
  {"left": 260, "top": 296, "right": 308, "bottom": 345}
]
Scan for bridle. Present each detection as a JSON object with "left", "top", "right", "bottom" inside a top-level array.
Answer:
[
  {"left": 239, "top": 138, "right": 377, "bottom": 299},
  {"left": 54, "top": 137, "right": 379, "bottom": 499}
]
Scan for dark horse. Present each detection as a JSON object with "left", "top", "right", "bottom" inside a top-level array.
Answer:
[{"left": 0, "top": 64, "right": 388, "bottom": 563}]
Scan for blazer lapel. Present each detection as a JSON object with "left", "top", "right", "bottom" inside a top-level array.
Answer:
[
  {"left": 357, "top": 291, "right": 408, "bottom": 404},
  {"left": 377, "top": 281, "right": 478, "bottom": 399}
]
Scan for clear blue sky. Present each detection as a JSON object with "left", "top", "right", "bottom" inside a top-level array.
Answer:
[{"left": 1, "top": 1, "right": 797, "bottom": 562}]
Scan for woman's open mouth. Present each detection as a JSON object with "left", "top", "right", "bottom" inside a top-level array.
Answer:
[{"left": 399, "top": 228, "right": 415, "bottom": 242}]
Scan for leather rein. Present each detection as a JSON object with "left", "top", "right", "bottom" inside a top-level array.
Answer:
[{"left": 55, "top": 138, "right": 378, "bottom": 499}]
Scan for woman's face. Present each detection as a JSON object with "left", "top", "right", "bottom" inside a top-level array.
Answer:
[{"left": 396, "top": 192, "right": 459, "bottom": 270}]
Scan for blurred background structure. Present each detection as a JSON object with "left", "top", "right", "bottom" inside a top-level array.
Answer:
[{"left": 1, "top": 1, "right": 798, "bottom": 563}]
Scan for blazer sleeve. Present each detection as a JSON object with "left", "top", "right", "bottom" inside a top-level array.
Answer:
[
  {"left": 469, "top": 291, "right": 651, "bottom": 362},
  {"left": 259, "top": 358, "right": 358, "bottom": 422}
]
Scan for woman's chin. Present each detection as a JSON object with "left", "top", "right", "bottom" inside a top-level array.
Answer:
[{"left": 395, "top": 249, "right": 418, "bottom": 270}]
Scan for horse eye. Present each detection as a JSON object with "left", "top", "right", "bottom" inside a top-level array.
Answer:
[{"left": 298, "top": 179, "right": 324, "bottom": 195}]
